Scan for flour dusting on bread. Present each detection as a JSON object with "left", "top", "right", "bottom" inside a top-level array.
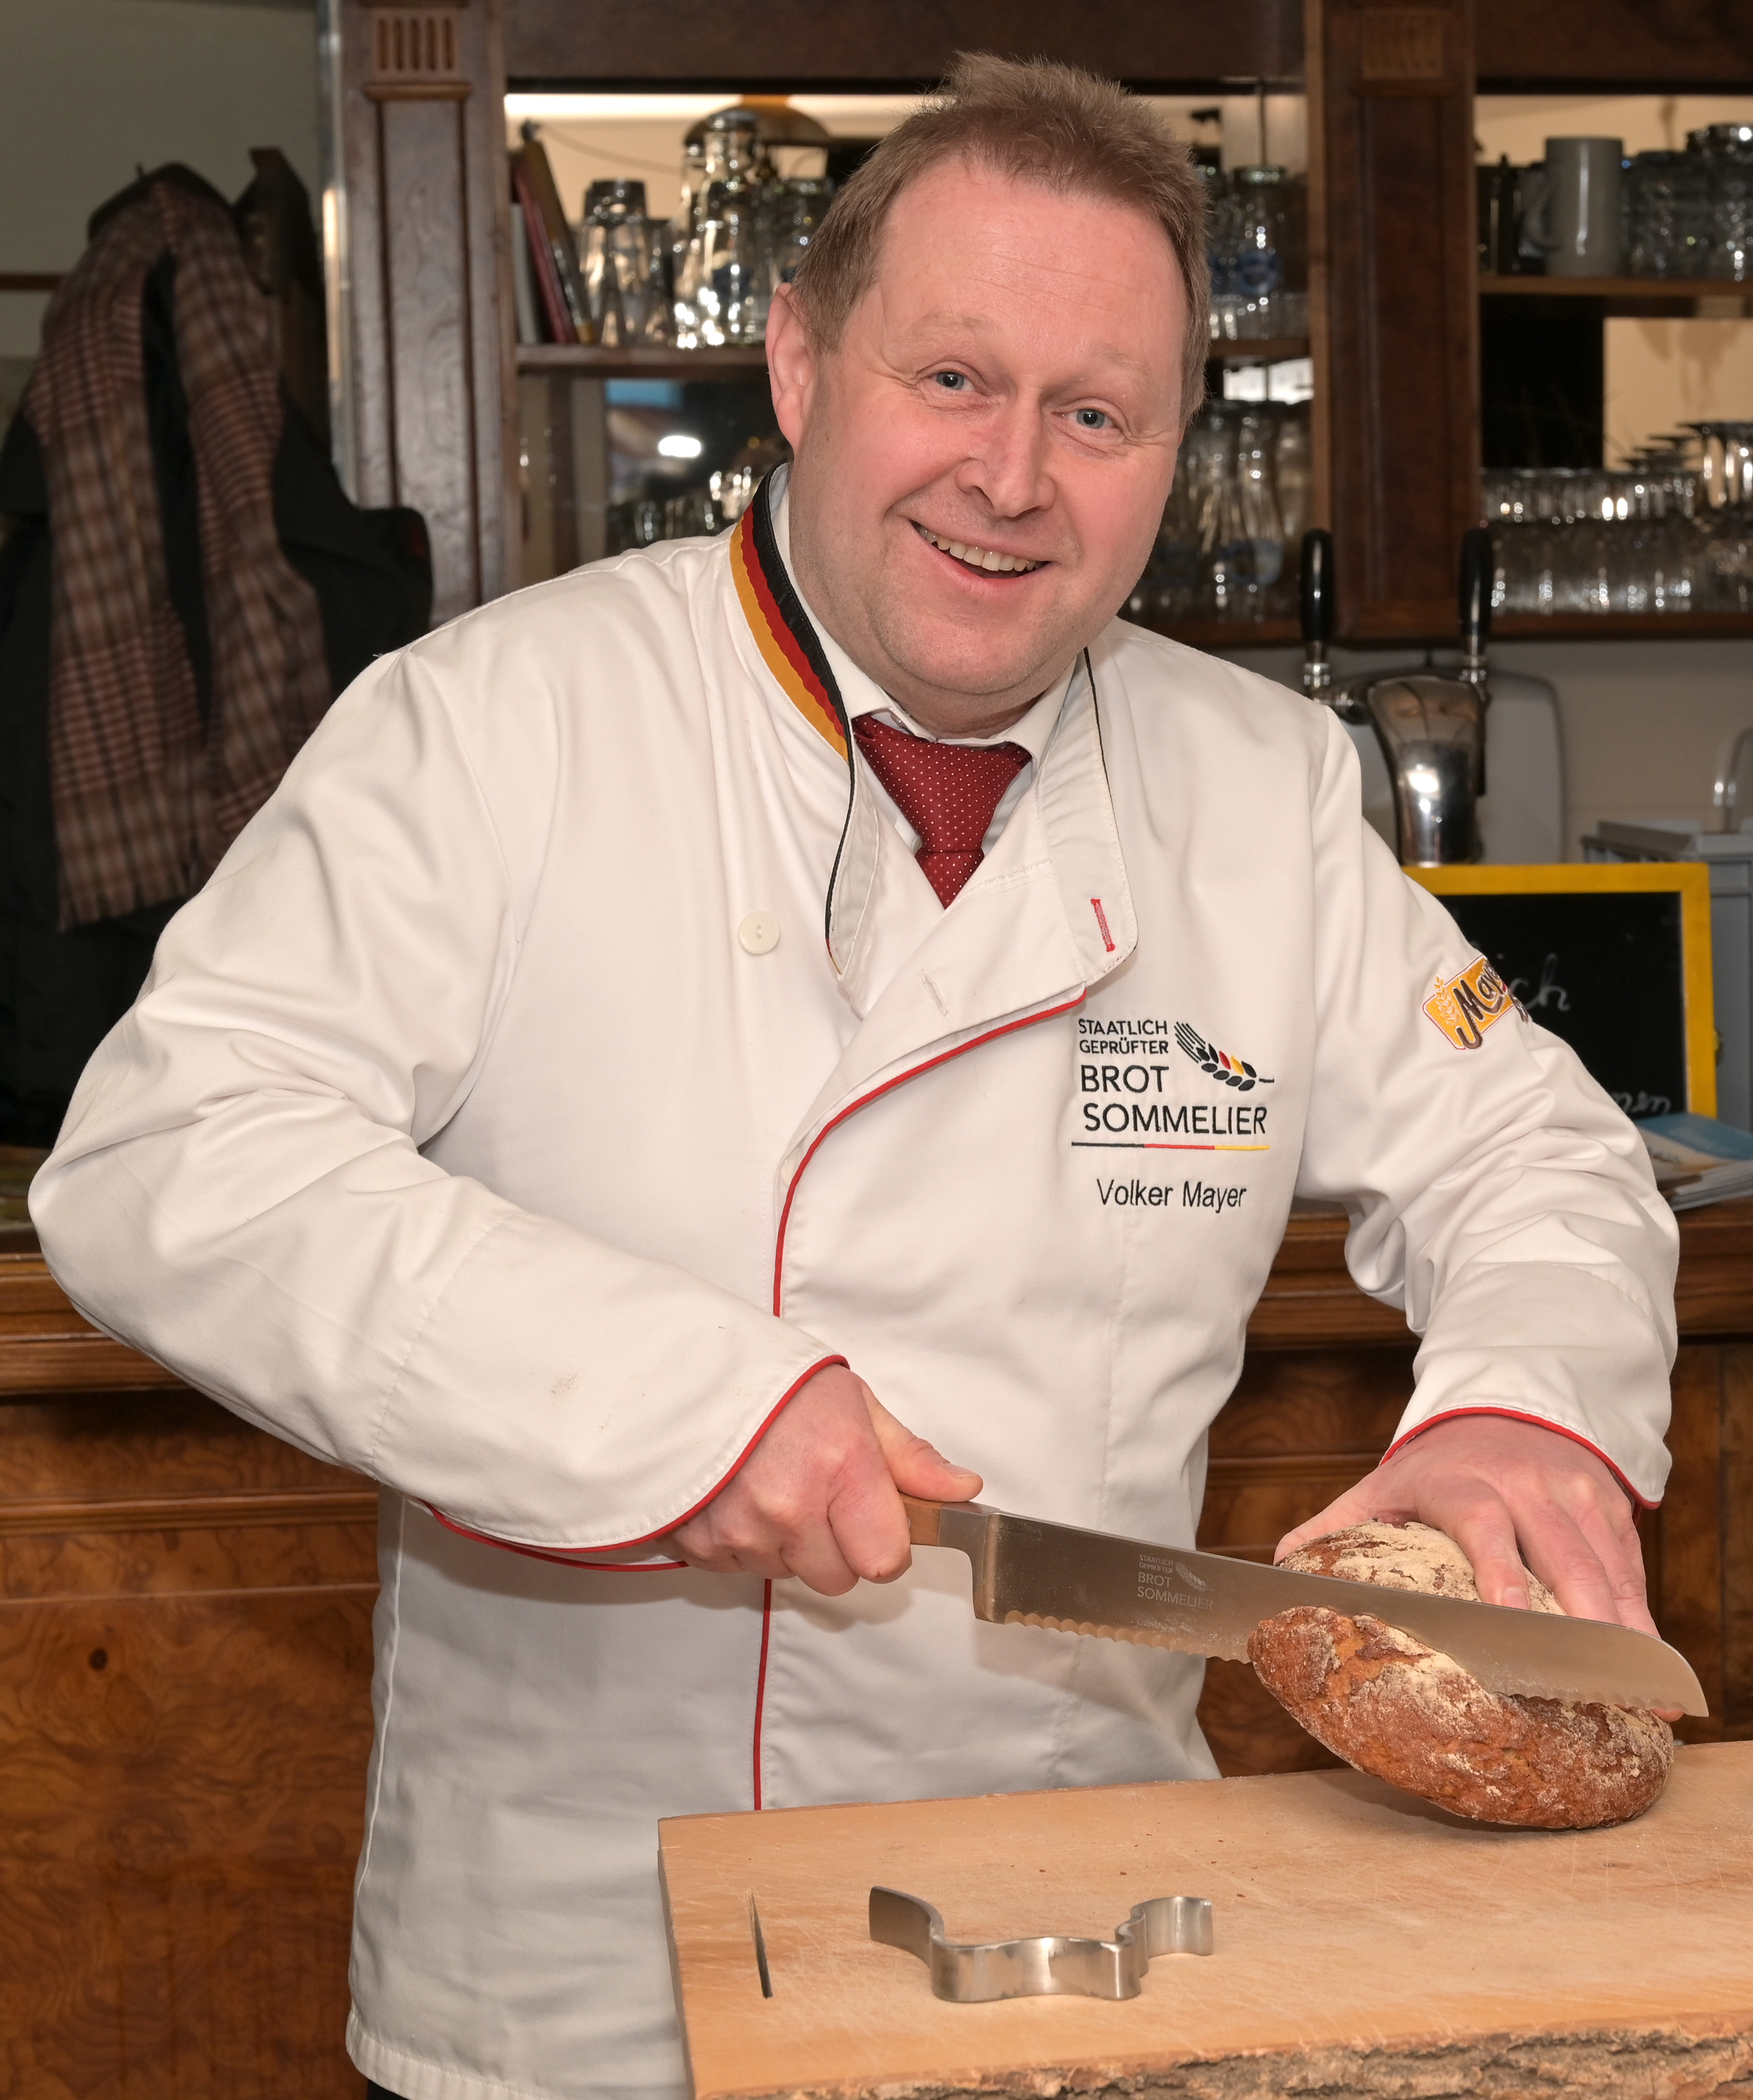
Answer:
[
  {"left": 1283, "top": 1518, "right": 1563, "bottom": 1613},
  {"left": 1248, "top": 1520, "right": 1672, "bottom": 1829}
]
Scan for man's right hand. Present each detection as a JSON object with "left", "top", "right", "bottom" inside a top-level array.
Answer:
[{"left": 668, "top": 1364, "right": 982, "bottom": 1596}]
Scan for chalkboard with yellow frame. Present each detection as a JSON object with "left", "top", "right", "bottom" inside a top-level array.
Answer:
[{"left": 1407, "top": 863, "right": 1716, "bottom": 1120}]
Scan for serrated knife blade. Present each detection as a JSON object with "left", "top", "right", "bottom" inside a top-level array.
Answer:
[{"left": 903, "top": 1497, "right": 1707, "bottom": 1716}]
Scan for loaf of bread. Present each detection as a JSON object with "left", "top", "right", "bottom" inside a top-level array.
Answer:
[{"left": 1246, "top": 1521, "right": 1673, "bottom": 1828}]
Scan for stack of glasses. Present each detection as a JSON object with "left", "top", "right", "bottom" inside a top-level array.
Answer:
[
  {"left": 1624, "top": 126, "right": 1753, "bottom": 282},
  {"left": 613, "top": 463, "right": 764, "bottom": 549},
  {"left": 1129, "top": 398, "right": 1313, "bottom": 626},
  {"left": 571, "top": 110, "right": 837, "bottom": 350},
  {"left": 670, "top": 109, "right": 834, "bottom": 349},
  {"left": 1203, "top": 163, "right": 1310, "bottom": 342},
  {"left": 1482, "top": 424, "right": 1753, "bottom": 616}
]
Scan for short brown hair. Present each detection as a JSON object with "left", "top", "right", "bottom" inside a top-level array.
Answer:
[{"left": 791, "top": 53, "right": 1209, "bottom": 421}]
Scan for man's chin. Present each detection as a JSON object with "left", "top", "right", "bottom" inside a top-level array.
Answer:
[{"left": 876, "top": 615, "right": 1078, "bottom": 713}]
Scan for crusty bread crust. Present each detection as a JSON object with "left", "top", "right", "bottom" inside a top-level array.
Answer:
[{"left": 1246, "top": 1522, "right": 1672, "bottom": 1828}]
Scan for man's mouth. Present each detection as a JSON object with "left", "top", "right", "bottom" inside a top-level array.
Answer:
[{"left": 913, "top": 521, "right": 1045, "bottom": 576}]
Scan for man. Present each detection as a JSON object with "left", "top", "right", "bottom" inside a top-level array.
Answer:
[{"left": 32, "top": 54, "right": 1676, "bottom": 2100}]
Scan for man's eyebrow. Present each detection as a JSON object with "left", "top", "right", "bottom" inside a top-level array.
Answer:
[{"left": 885, "top": 317, "right": 1167, "bottom": 389}]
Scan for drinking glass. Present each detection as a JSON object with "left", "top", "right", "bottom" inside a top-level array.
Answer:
[
  {"left": 765, "top": 175, "right": 834, "bottom": 290},
  {"left": 1229, "top": 167, "right": 1289, "bottom": 340},
  {"left": 1690, "top": 123, "right": 1753, "bottom": 282},
  {"left": 1626, "top": 151, "right": 1712, "bottom": 278},
  {"left": 674, "top": 110, "right": 765, "bottom": 347},
  {"left": 1203, "top": 167, "right": 1241, "bottom": 341},
  {"left": 1273, "top": 404, "right": 1312, "bottom": 549},
  {"left": 582, "top": 179, "right": 658, "bottom": 348},
  {"left": 1143, "top": 412, "right": 1227, "bottom": 619}
]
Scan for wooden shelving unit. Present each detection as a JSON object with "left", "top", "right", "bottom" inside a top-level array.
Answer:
[
  {"left": 1493, "top": 610, "right": 1753, "bottom": 641},
  {"left": 1481, "top": 274, "right": 1751, "bottom": 316},
  {"left": 516, "top": 343, "right": 768, "bottom": 377},
  {"left": 1206, "top": 336, "right": 1310, "bottom": 364}
]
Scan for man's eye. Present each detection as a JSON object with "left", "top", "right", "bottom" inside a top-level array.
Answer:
[
  {"left": 932, "top": 371, "right": 969, "bottom": 391},
  {"left": 1074, "top": 408, "right": 1111, "bottom": 431}
]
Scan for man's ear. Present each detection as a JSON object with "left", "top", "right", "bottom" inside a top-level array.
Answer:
[{"left": 766, "top": 283, "right": 817, "bottom": 452}]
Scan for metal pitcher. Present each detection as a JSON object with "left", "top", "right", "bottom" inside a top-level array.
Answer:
[{"left": 1300, "top": 527, "right": 1495, "bottom": 866}]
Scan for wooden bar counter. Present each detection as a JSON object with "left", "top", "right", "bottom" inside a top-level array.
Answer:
[{"left": 2, "top": 1201, "right": 1750, "bottom": 2097}]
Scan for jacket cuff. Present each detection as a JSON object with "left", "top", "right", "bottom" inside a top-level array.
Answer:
[
  {"left": 425, "top": 1354, "right": 850, "bottom": 1559},
  {"left": 1382, "top": 1407, "right": 1658, "bottom": 1511}
]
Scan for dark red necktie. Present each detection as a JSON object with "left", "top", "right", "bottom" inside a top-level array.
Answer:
[{"left": 853, "top": 714, "right": 1030, "bottom": 907}]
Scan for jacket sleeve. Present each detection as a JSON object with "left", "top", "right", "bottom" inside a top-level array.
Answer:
[
  {"left": 28, "top": 645, "right": 841, "bottom": 1554},
  {"left": 1293, "top": 710, "right": 1679, "bottom": 1506}
]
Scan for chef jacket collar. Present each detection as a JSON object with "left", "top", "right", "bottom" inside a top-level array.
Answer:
[{"left": 732, "top": 470, "right": 1133, "bottom": 995}]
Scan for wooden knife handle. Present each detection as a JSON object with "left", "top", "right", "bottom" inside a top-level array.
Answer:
[{"left": 900, "top": 1495, "right": 942, "bottom": 1546}]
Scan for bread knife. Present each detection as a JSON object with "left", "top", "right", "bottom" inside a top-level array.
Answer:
[{"left": 902, "top": 1497, "right": 1708, "bottom": 1716}]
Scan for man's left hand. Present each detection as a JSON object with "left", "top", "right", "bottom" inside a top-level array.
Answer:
[{"left": 1275, "top": 1415, "right": 1656, "bottom": 1636}]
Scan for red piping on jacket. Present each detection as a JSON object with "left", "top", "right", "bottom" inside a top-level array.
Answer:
[
  {"left": 1381, "top": 1407, "right": 1657, "bottom": 1512},
  {"left": 428, "top": 1353, "right": 849, "bottom": 1562},
  {"left": 769, "top": 993, "right": 1090, "bottom": 1318},
  {"left": 750, "top": 988, "right": 1091, "bottom": 1805}
]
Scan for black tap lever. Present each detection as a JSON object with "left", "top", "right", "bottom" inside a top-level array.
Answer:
[{"left": 1299, "top": 528, "right": 1335, "bottom": 698}]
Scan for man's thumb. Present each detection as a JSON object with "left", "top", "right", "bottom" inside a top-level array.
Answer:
[{"left": 865, "top": 1394, "right": 983, "bottom": 1502}]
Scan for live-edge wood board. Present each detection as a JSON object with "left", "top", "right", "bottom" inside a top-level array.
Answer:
[{"left": 660, "top": 1742, "right": 1753, "bottom": 2100}]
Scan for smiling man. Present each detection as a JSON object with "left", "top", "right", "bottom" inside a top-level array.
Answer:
[{"left": 31, "top": 54, "right": 1678, "bottom": 2100}]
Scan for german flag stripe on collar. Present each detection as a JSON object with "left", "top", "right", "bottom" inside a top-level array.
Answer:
[{"left": 730, "top": 479, "right": 850, "bottom": 762}]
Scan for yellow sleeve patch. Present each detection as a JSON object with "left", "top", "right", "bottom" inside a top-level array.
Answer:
[{"left": 1423, "top": 955, "right": 1518, "bottom": 1050}]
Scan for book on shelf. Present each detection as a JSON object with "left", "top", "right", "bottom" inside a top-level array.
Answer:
[
  {"left": 510, "top": 158, "right": 576, "bottom": 344},
  {"left": 509, "top": 193, "right": 540, "bottom": 347},
  {"left": 514, "top": 127, "right": 593, "bottom": 344}
]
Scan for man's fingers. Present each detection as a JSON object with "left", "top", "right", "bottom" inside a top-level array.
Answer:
[
  {"left": 864, "top": 1392, "right": 983, "bottom": 1503},
  {"left": 1275, "top": 1485, "right": 1377, "bottom": 1562},
  {"left": 1519, "top": 1501, "right": 1657, "bottom": 1634},
  {"left": 670, "top": 1504, "right": 864, "bottom": 1593},
  {"left": 1429, "top": 1492, "right": 1536, "bottom": 1612},
  {"left": 1559, "top": 1485, "right": 1660, "bottom": 1637}
]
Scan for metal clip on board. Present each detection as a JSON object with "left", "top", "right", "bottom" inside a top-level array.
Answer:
[{"left": 869, "top": 1886, "right": 1215, "bottom": 2003}]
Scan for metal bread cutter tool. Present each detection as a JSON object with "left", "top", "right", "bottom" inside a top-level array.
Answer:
[
  {"left": 902, "top": 1496, "right": 1709, "bottom": 1716},
  {"left": 869, "top": 1887, "right": 1214, "bottom": 2003}
]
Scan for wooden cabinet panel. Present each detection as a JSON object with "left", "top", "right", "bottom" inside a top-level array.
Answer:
[
  {"left": 502, "top": 0, "right": 1304, "bottom": 87},
  {"left": 0, "top": 1586, "right": 373, "bottom": 2100},
  {"left": 334, "top": 0, "right": 519, "bottom": 621},
  {"left": 1477, "top": 0, "right": 1753, "bottom": 87},
  {"left": 1310, "top": 0, "right": 1482, "bottom": 641},
  {"left": 0, "top": 1386, "right": 377, "bottom": 2098}
]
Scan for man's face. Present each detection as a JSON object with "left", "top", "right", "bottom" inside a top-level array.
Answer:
[{"left": 770, "top": 158, "right": 1188, "bottom": 737}]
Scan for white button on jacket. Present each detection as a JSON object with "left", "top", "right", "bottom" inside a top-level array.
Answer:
[
  {"left": 31, "top": 481, "right": 1678, "bottom": 2100},
  {"left": 737, "top": 910, "right": 780, "bottom": 955}
]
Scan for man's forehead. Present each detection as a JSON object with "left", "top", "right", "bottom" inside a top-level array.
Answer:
[{"left": 870, "top": 163, "right": 1181, "bottom": 314}]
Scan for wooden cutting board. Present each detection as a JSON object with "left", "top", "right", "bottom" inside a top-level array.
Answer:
[{"left": 659, "top": 1742, "right": 1753, "bottom": 2100}]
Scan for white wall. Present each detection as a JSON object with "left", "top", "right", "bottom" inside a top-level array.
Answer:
[
  {"left": 1220, "top": 638, "right": 1753, "bottom": 855},
  {"left": 0, "top": 0, "right": 321, "bottom": 357}
]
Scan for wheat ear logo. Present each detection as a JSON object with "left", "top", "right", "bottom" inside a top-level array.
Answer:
[{"left": 1175, "top": 1023, "right": 1275, "bottom": 1092}]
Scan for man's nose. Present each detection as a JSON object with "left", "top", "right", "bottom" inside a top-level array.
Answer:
[{"left": 954, "top": 398, "right": 1052, "bottom": 520}]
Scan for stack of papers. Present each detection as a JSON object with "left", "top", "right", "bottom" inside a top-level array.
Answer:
[{"left": 1637, "top": 1113, "right": 1753, "bottom": 1211}]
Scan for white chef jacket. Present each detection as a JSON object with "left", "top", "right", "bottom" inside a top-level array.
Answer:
[{"left": 31, "top": 472, "right": 1678, "bottom": 2100}]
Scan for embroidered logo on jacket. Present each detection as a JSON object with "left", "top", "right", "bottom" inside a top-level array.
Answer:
[
  {"left": 1423, "top": 955, "right": 1517, "bottom": 1049},
  {"left": 1175, "top": 1023, "right": 1275, "bottom": 1092}
]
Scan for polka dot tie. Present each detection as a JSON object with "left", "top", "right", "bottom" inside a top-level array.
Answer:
[{"left": 853, "top": 714, "right": 1030, "bottom": 908}]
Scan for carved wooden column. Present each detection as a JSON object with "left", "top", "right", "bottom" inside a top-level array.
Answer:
[
  {"left": 1308, "top": 0, "right": 1480, "bottom": 640},
  {"left": 328, "top": 0, "right": 518, "bottom": 622}
]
